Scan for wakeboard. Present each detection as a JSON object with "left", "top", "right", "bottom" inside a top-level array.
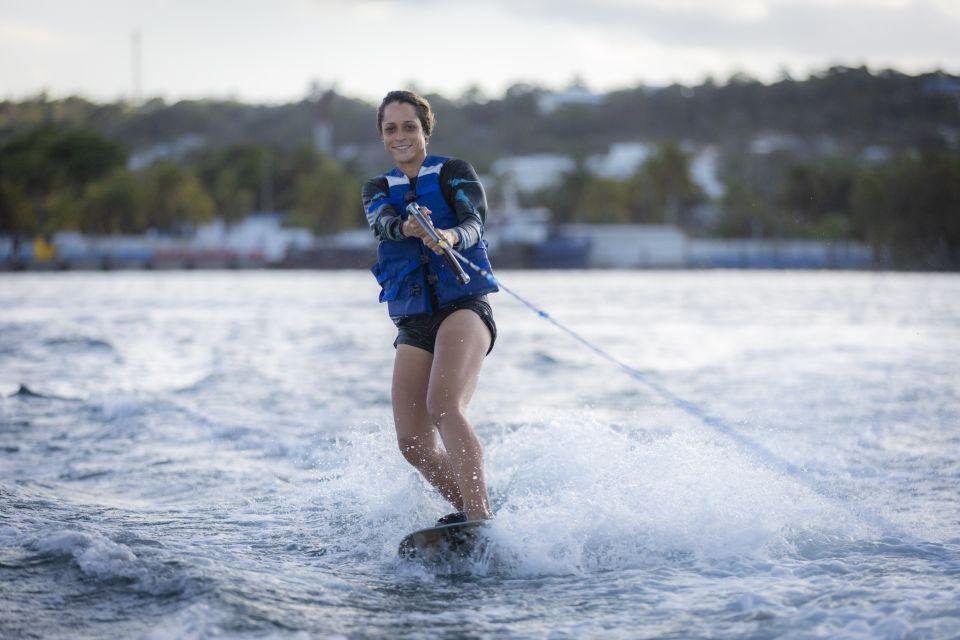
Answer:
[{"left": 398, "top": 519, "right": 489, "bottom": 560}]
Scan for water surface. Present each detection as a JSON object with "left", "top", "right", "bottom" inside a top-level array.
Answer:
[{"left": 1, "top": 270, "right": 958, "bottom": 639}]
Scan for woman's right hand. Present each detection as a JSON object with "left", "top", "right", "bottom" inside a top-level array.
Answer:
[
  {"left": 400, "top": 215, "right": 422, "bottom": 240},
  {"left": 401, "top": 207, "right": 434, "bottom": 244}
]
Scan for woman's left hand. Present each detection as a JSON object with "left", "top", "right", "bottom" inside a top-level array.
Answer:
[
  {"left": 425, "top": 228, "right": 457, "bottom": 255},
  {"left": 405, "top": 206, "right": 456, "bottom": 254}
]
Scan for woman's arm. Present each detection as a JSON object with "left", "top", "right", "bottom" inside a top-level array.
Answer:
[
  {"left": 440, "top": 159, "right": 487, "bottom": 251},
  {"left": 362, "top": 176, "right": 405, "bottom": 241}
]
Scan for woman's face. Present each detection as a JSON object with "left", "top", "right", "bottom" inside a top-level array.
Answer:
[{"left": 380, "top": 101, "right": 427, "bottom": 168}]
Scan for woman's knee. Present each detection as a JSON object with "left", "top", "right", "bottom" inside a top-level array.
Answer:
[
  {"left": 397, "top": 434, "right": 436, "bottom": 466},
  {"left": 425, "top": 395, "right": 466, "bottom": 429}
]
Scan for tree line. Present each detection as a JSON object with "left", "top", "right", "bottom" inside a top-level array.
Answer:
[
  {"left": 0, "top": 126, "right": 360, "bottom": 238},
  {"left": 1, "top": 65, "right": 958, "bottom": 268},
  {"left": 3, "top": 66, "right": 955, "bottom": 173},
  {"left": 528, "top": 141, "right": 959, "bottom": 269},
  {"left": 2, "top": 123, "right": 956, "bottom": 268}
]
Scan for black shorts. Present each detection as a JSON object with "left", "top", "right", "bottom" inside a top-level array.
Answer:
[{"left": 393, "top": 296, "right": 497, "bottom": 355}]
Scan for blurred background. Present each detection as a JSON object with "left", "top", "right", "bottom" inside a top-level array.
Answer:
[
  {"left": 3, "top": 5, "right": 960, "bottom": 637},
  {"left": 1, "top": 0, "right": 958, "bottom": 271}
]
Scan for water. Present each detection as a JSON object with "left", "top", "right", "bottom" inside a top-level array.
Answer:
[{"left": 1, "top": 270, "right": 958, "bottom": 639}]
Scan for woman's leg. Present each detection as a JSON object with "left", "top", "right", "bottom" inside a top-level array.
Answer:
[
  {"left": 428, "top": 309, "right": 493, "bottom": 520},
  {"left": 392, "top": 344, "right": 464, "bottom": 511}
]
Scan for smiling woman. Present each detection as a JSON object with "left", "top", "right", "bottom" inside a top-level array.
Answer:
[
  {"left": 361, "top": 90, "right": 500, "bottom": 525},
  {"left": 377, "top": 96, "right": 433, "bottom": 175}
]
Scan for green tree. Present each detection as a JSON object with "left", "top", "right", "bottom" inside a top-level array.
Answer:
[
  {"left": 208, "top": 168, "right": 256, "bottom": 223},
  {"left": 530, "top": 163, "right": 590, "bottom": 225},
  {"left": 777, "top": 157, "right": 857, "bottom": 239},
  {"left": 712, "top": 181, "right": 773, "bottom": 238},
  {"left": 852, "top": 151, "right": 960, "bottom": 268},
  {"left": 640, "top": 141, "right": 703, "bottom": 226},
  {"left": 288, "top": 154, "right": 361, "bottom": 234},
  {"left": 0, "top": 178, "right": 35, "bottom": 235},
  {"left": 141, "top": 162, "right": 216, "bottom": 231},
  {"left": 574, "top": 177, "right": 631, "bottom": 223},
  {"left": 192, "top": 144, "right": 269, "bottom": 223},
  {"left": 0, "top": 126, "right": 126, "bottom": 234},
  {"left": 75, "top": 169, "right": 145, "bottom": 234}
]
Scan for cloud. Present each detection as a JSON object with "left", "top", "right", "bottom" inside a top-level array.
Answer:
[
  {"left": 0, "top": 19, "right": 72, "bottom": 48},
  {"left": 1, "top": 0, "right": 956, "bottom": 102},
  {"left": 504, "top": 0, "right": 960, "bottom": 60}
]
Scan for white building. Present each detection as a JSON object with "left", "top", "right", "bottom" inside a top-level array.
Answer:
[
  {"left": 193, "top": 213, "right": 313, "bottom": 262},
  {"left": 586, "top": 142, "right": 726, "bottom": 199},
  {"left": 491, "top": 153, "right": 576, "bottom": 194},
  {"left": 537, "top": 86, "right": 604, "bottom": 114},
  {"left": 690, "top": 145, "right": 725, "bottom": 199},
  {"left": 586, "top": 142, "right": 653, "bottom": 179},
  {"left": 560, "top": 224, "right": 688, "bottom": 268},
  {"left": 127, "top": 134, "right": 206, "bottom": 171}
]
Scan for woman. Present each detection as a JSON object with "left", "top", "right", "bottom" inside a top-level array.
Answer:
[{"left": 362, "top": 90, "right": 498, "bottom": 523}]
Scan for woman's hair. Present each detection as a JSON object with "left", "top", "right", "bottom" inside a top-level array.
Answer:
[{"left": 377, "top": 90, "right": 435, "bottom": 138}]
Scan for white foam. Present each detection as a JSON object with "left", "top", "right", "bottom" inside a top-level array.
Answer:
[
  {"left": 142, "top": 603, "right": 232, "bottom": 640},
  {"left": 31, "top": 530, "right": 139, "bottom": 580},
  {"left": 480, "top": 414, "right": 864, "bottom": 576},
  {"left": 315, "top": 425, "right": 441, "bottom": 537},
  {"left": 320, "top": 411, "right": 867, "bottom": 578}
]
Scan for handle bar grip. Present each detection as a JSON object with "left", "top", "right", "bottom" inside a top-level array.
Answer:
[{"left": 405, "top": 203, "right": 471, "bottom": 286}]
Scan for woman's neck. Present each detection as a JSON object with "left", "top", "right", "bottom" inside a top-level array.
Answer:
[{"left": 398, "top": 153, "right": 426, "bottom": 179}]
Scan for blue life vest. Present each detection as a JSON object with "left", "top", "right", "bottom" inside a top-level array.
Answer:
[{"left": 370, "top": 155, "right": 498, "bottom": 318}]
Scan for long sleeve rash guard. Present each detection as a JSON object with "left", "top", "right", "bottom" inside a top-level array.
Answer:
[{"left": 361, "top": 158, "right": 487, "bottom": 251}]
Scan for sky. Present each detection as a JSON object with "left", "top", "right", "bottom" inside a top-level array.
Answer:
[{"left": 1, "top": 0, "right": 959, "bottom": 105}]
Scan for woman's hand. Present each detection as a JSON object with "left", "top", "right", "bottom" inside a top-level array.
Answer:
[
  {"left": 425, "top": 228, "right": 458, "bottom": 255},
  {"left": 401, "top": 207, "right": 456, "bottom": 255}
]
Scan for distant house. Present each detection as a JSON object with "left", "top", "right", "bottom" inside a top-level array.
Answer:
[
  {"left": 688, "top": 238, "right": 873, "bottom": 269},
  {"left": 491, "top": 153, "right": 576, "bottom": 194},
  {"left": 586, "top": 142, "right": 725, "bottom": 199},
  {"left": 689, "top": 146, "right": 725, "bottom": 199},
  {"left": 537, "top": 85, "right": 604, "bottom": 114},
  {"left": 193, "top": 213, "right": 313, "bottom": 263},
  {"left": 127, "top": 134, "right": 206, "bottom": 171},
  {"left": 486, "top": 205, "right": 551, "bottom": 250},
  {"left": 748, "top": 132, "right": 802, "bottom": 155},
  {"left": 586, "top": 143, "right": 653, "bottom": 179},
  {"left": 749, "top": 131, "right": 840, "bottom": 157},
  {"left": 559, "top": 224, "right": 687, "bottom": 268}
]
